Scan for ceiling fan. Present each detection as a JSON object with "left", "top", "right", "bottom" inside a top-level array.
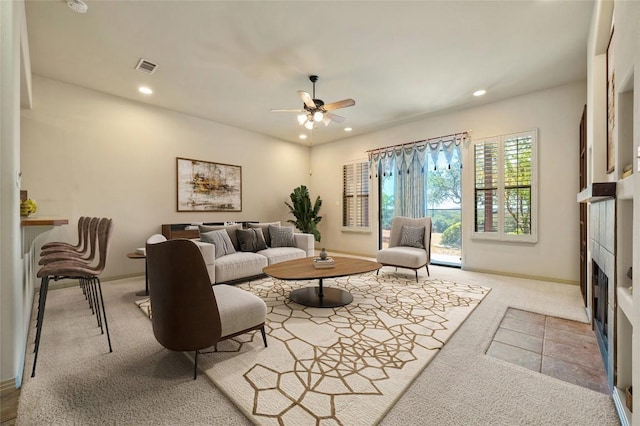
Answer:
[{"left": 271, "top": 75, "right": 355, "bottom": 130}]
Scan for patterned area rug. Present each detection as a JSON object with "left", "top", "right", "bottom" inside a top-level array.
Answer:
[{"left": 136, "top": 273, "right": 489, "bottom": 425}]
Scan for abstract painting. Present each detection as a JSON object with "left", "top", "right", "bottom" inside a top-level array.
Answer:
[
  {"left": 177, "top": 157, "right": 242, "bottom": 211},
  {"left": 606, "top": 27, "right": 615, "bottom": 174}
]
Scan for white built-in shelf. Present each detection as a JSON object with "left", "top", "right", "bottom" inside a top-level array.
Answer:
[
  {"left": 613, "top": 386, "right": 633, "bottom": 426},
  {"left": 618, "top": 286, "right": 635, "bottom": 326},
  {"left": 617, "top": 175, "right": 634, "bottom": 200}
]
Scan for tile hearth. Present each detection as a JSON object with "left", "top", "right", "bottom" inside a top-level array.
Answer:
[{"left": 486, "top": 307, "right": 609, "bottom": 394}]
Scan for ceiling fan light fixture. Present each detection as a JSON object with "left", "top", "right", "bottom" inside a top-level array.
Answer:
[
  {"left": 67, "top": 0, "right": 88, "bottom": 14},
  {"left": 313, "top": 111, "right": 324, "bottom": 122},
  {"left": 297, "top": 114, "right": 307, "bottom": 125},
  {"left": 304, "top": 120, "right": 314, "bottom": 130}
]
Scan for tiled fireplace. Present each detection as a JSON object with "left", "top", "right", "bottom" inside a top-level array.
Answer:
[{"left": 590, "top": 197, "right": 615, "bottom": 389}]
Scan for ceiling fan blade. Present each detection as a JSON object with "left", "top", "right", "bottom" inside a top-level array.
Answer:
[
  {"left": 298, "top": 91, "right": 316, "bottom": 109},
  {"left": 325, "top": 112, "right": 345, "bottom": 124},
  {"left": 270, "top": 109, "right": 304, "bottom": 113},
  {"left": 322, "top": 98, "right": 355, "bottom": 111}
]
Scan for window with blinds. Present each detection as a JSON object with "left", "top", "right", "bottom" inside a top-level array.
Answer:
[
  {"left": 342, "top": 160, "right": 370, "bottom": 229},
  {"left": 474, "top": 140, "right": 499, "bottom": 234},
  {"left": 472, "top": 130, "right": 537, "bottom": 243}
]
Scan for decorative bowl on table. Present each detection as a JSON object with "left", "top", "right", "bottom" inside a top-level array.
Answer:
[{"left": 135, "top": 247, "right": 146, "bottom": 255}]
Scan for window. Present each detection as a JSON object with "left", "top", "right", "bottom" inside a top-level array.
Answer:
[
  {"left": 342, "top": 160, "right": 370, "bottom": 229},
  {"left": 472, "top": 130, "right": 537, "bottom": 243}
]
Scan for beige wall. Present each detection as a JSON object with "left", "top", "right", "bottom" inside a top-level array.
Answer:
[
  {"left": 311, "top": 81, "right": 586, "bottom": 283},
  {"left": 20, "top": 75, "right": 311, "bottom": 280}
]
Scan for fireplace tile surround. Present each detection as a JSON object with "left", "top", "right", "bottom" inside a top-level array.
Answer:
[{"left": 590, "top": 198, "right": 616, "bottom": 389}]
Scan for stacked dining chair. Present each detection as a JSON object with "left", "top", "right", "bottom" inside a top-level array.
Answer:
[
  {"left": 38, "top": 217, "right": 101, "bottom": 315},
  {"left": 31, "top": 217, "right": 115, "bottom": 377}
]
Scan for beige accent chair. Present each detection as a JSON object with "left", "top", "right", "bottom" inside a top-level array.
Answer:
[
  {"left": 145, "top": 239, "right": 268, "bottom": 379},
  {"left": 376, "top": 216, "right": 432, "bottom": 282}
]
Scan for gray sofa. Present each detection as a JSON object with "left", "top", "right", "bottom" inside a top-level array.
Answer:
[{"left": 192, "top": 222, "right": 314, "bottom": 284}]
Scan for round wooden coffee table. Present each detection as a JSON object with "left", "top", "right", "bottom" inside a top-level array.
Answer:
[{"left": 263, "top": 256, "right": 382, "bottom": 308}]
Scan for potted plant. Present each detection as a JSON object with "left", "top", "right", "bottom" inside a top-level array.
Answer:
[{"left": 285, "top": 185, "right": 322, "bottom": 242}]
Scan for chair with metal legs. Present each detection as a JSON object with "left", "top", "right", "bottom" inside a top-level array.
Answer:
[
  {"left": 35, "top": 217, "right": 101, "bottom": 332},
  {"left": 40, "top": 216, "right": 87, "bottom": 251},
  {"left": 40, "top": 216, "right": 92, "bottom": 255},
  {"left": 31, "top": 218, "right": 115, "bottom": 377}
]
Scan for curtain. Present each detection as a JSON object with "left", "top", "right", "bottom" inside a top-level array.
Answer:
[{"left": 368, "top": 133, "right": 467, "bottom": 217}]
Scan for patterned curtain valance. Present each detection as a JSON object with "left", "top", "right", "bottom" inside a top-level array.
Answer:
[{"left": 367, "top": 132, "right": 468, "bottom": 176}]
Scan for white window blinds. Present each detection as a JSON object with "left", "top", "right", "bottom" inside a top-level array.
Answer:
[
  {"left": 472, "top": 130, "right": 537, "bottom": 243},
  {"left": 342, "top": 160, "right": 370, "bottom": 228}
]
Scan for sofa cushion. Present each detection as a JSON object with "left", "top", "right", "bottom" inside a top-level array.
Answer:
[
  {"left": 376, "top": 246, "right": 427, "bottom": 269},
  {"left": 215, "top": 252, "right": 267, "bottom": 283},
  {"left": 258, "top": 247, "right": 306, "bottom": 265},
  {"left": 247, "top": 221, "right": 280, "bottom": 247},
  {"left": 201, "top": 230, "right": 236, "bottom": 259},
  {"left": 199, "top": 224, "right": 242, "bottom": 251},
  {"left": 192, "top": 240, "right": 216, "bottom": 283},
  {"left": 237, "top": 228, "right": 267, "bottom": 252},
  {"left": 212, "top": 284, "right": 267, "bottom": 338},
  {"left": 269, "top": 225, "right": 296, "bottom": 248},
  {"left": 399, "top": 225, "right": 425, "bottom": 249}
]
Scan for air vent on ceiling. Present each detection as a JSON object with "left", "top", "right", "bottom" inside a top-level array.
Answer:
[{"left": 135, "top": 58, "right": 157, "bottom": 74}]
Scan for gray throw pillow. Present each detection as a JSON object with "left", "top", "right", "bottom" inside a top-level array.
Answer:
[
  {"left": 199, "top": 224, "right": 242, "bottom": 251},
  {"left": 399, "top": 225, "right": 425, "bottom": 248},
  {"left": 247, "top": 221, "right": 280, "bottom": 247},
  {"left": 200, "top": 229, "right": 237, "bottom": 258},
  {"left": 237, "top": 228, "right": 267, "bottom": 252},
  {"left": 269, "top": 225, "right": 295, "bottom": 248}
]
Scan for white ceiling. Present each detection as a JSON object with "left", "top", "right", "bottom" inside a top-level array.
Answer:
[{"left": 24, "top": 0, "right": 594, "bottom": 145}]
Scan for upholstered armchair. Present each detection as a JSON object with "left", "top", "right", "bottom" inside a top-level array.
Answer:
[
  {"left": 376, "top": 216, "right": 432, "bottom": 282},
  {"left": 145, "top": 239, "right": 268, "bottom": 379}
]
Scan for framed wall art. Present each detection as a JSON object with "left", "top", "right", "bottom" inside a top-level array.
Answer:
[
  {"left": 606, "top": 27, "right": 615, "bottom": 174},
  {"left": 176, "top": 157, "right": 242, "bottom": 212}
]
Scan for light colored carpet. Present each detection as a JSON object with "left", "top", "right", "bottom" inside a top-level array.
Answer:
[
  {"left": 16, "top": 265, "right": 620, "bottom": 425},
  {"left": 136, "top": 274, "right": 489, "bottom": 424}
]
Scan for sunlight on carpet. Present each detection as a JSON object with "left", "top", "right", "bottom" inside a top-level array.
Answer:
[{"left": 136, "top": 272, "right": 489, "bottom": 425}]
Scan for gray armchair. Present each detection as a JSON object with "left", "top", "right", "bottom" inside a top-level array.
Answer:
[{"left": 376, "top": 216, "right": 432, "bottom": 282}]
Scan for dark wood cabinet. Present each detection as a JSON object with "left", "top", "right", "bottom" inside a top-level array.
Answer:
[{"left": 579, "top": 104, "right": 587, "bottom": 306}]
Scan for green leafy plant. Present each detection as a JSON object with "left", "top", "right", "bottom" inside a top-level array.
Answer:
[
  {"left": 441, "top": 222, "right": 461, "bottom": 248},
  {"left": 285, "top": 185, "right": 322, "bottom": 242}
]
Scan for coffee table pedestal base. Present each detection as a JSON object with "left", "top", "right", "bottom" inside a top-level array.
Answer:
[{"left": 289, "top": 279, "right": 353, "bottom": 308}]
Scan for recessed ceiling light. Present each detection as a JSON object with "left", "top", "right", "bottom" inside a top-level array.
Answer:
[
  {"left": 138, "top": 86, "right": 153, "bottom": 95},
  {"left": 473, "top": 89, "right": 486, "bottom": 97},
  {"left": 344, "top": 127, "right": 353, "bottom": 132},
  {"left": 299, "top": 134, "right": 307, "bottom": 140}
]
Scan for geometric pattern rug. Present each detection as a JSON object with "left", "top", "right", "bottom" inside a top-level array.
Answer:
[{"left": 136, "top": 272, "right": 489, "bottom": 425}]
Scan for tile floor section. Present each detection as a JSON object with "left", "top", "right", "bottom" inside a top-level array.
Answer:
[{"left": 487, "top": 307, "right": 609, "bottom": 394}]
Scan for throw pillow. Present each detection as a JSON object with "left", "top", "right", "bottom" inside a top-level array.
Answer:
[
  {"left": 199, "top": 224, "right": 242, "bottom": 251},
  {"left": 237, "top": 228, "right": 268, "bottom": 252},
  {"left": 200, "top": 230, "right": 237, "bottom": 258},
  {"left": 269, "top": 225, "right": 296, "bottom": 248},
  {"left": 399, "top": 225, "right": 425, "bottom": 249},
  {"left": 247, "top": 221, "right": 280, "bottom": 247}
]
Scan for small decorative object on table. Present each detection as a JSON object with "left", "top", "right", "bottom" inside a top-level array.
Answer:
[
  {"left": 319, "top": 248, "right": 328, "bottom": 260},
  {"left": 313, "top": 256, "right": 335, "bottom": 269},
  {"left": 20, "top": 198, "right": 37, "bottom": 217}
]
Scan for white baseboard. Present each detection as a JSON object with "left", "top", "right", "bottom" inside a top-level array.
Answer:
[{"left": 462, "top": 266, "right": 579, "bottom": 286}]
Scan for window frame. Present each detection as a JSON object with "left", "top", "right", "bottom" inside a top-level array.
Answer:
[
  {"left": 471, "top": 129, "right": 538, "bottom": 243},
  {"left": 341, "top": 159, "right": 371, "bottom": 232}
]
